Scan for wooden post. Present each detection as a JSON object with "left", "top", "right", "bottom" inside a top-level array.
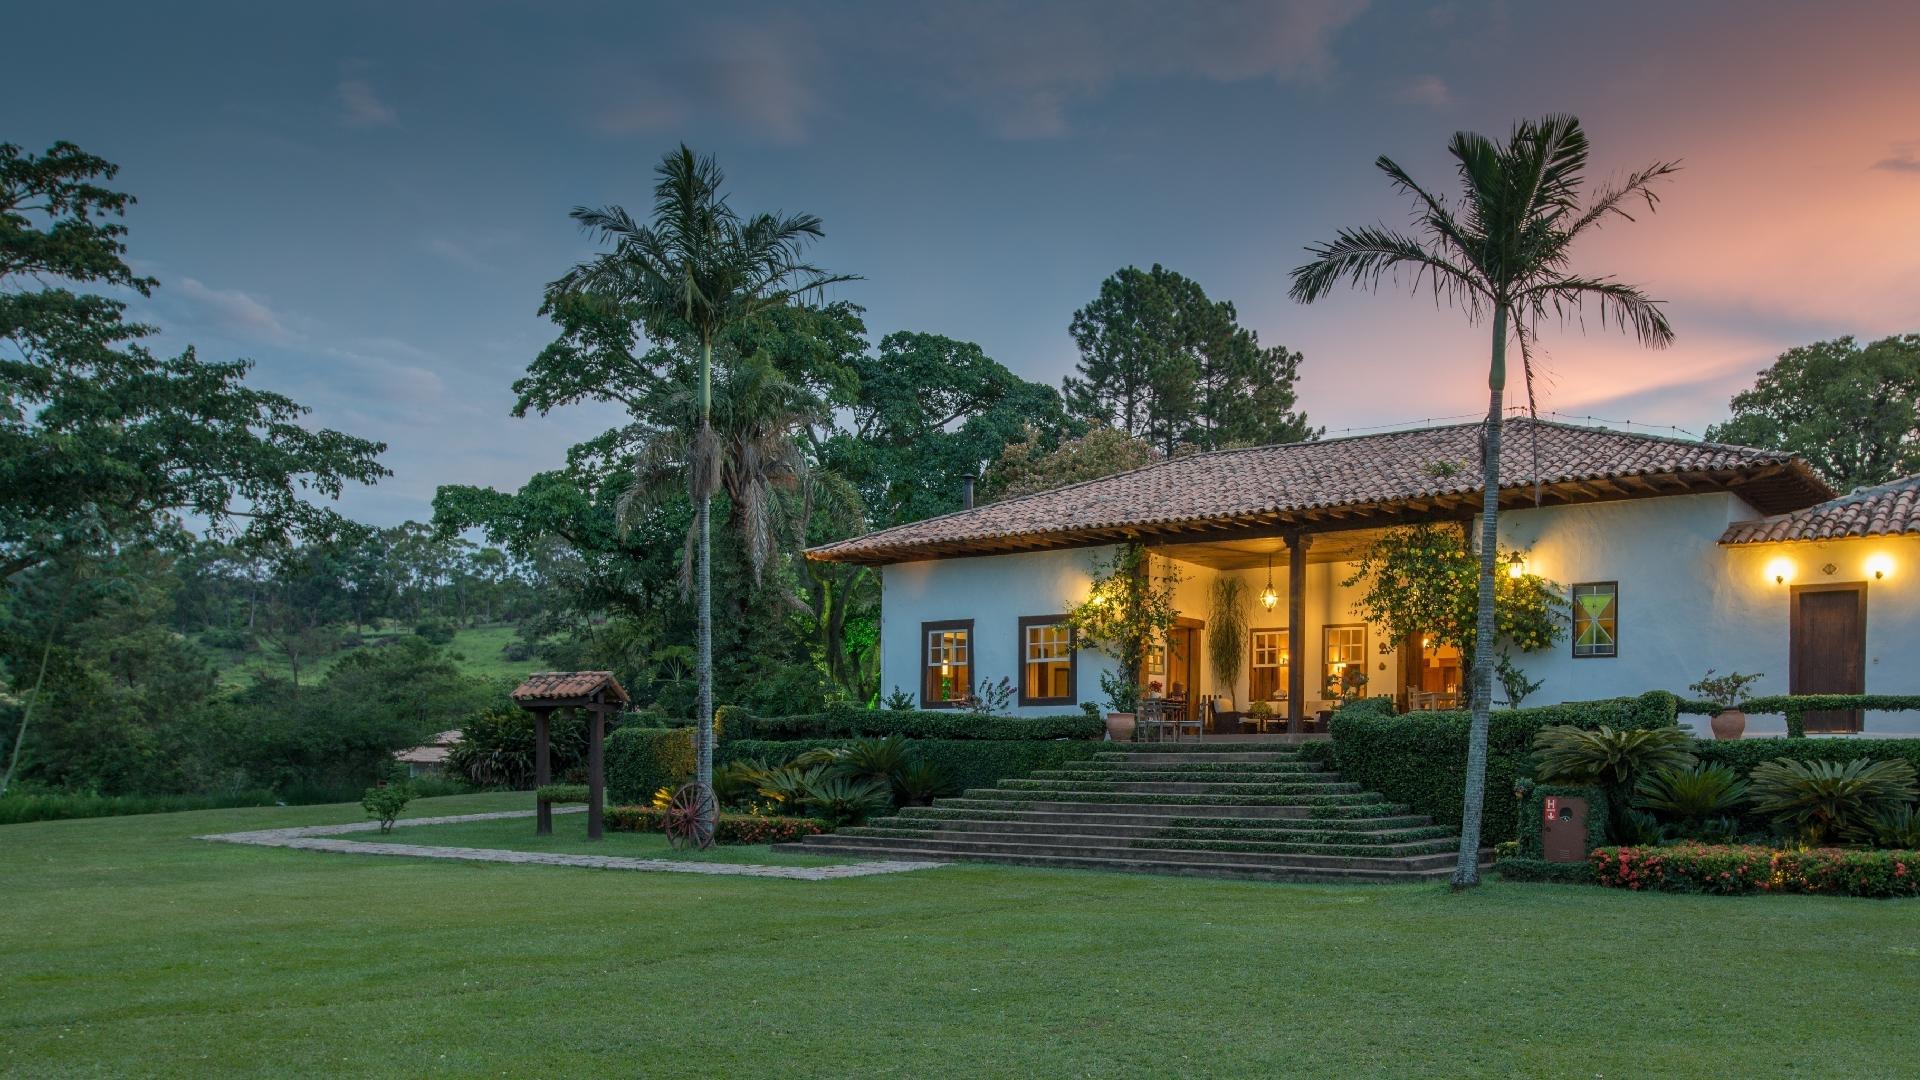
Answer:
[
  {"left": 1287, "top": 533, "right": 1310, "bottom": 731},
  {"left": 534, "top": 707, "right": 552, "bottom": 835},
  {"left": 587, "top": 700, "right": 606, "bottom": 841}
]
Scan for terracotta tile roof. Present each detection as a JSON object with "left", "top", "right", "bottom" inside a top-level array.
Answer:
[
  {"left": 510, "top": 671, "right": 631, "bottom": 704},
  {"left": 1720, "top": 474, "right": 1920, "bottom": 545},
  {"left": 810, "top": 418, "right": 1831, "bottom": 564}
]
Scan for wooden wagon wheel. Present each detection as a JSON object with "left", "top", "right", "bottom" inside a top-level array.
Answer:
[{"left": 663, "top": 782, "right": 717, "bottom": 850}]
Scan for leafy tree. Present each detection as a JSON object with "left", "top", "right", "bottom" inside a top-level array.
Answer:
[
  {"left": 1706, "top": 334, "right": 1920, "bottom": 492},
  {"left": 979, "top": 424, "right": 1162, "bottom": 502},
  {"left": 1342, "top": 524, "right": 1566, "bottom": 672},
  {"left": 0, "top": 141, "right": 389, "bottom": 583},
  {"left": 1064, "top": 264, "right": 1313, "bottom": 454},
  {"left": 1290, "top": 115, "right": 1677, "bottom": 887},
  {"left": 543, "top": 146, "right": 852, "bottom": 832}
]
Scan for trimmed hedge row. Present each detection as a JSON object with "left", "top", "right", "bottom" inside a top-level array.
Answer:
[
  {"left": 534, "top": 784, "right": 590, "bottom": 805},
  {"left": 1493, "top": 857, "right": 1596, "bottom": 885},
  {"left": 604, "top": 806, "right": 826, "bottom": 844},
  {"left": 605, "top": 727, "right": 697, "bottom": 805},
  {"left": 1591, "top": 843, "right": 1920, "bottom": 898},
  {"left": 720, "top": 738, "right": 1106, "bottom": 796},
  {"left": 1692, "top": 738, "right": 1920, "bottom": 775},
  {"left": 1327, "top": 691, "right": 1678, "bottom": 845},
  {"left": 715, "top": 703, "right": 1104, "bottom": 741},
  {"left": 1677, "top": 694, "right": 1920, "bottom": 738}
]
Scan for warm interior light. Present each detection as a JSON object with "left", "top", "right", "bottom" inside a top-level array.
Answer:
[
  {"left": 1507, "top": 556, "right": 1525, "bottom": 579},
  {"left": 1765, "top": 557, "right": 1794, "bottom": 585},
  {"left": 1260, "top": 552, "right": 1279, "bottom": 609},
  {"left": 1867, "top": 554, "right": 1895, "bottom": 581}
]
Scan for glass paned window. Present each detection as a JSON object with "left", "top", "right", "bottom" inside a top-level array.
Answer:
[
  {"left": 1249, "top": 629, "right": 1290, "bottom": 702},
  {"left": 1323, "top": 625, "right": 1367, "bottom": 697},
  {"left": 1572, "top": 582, "right": 1618, "bottom": 658},
  {"left": 923, "top": 624, "right": 972, "bottom": 704},
  {"left": 1021, "top": 620, "right": 1073, "bottom": 703}
]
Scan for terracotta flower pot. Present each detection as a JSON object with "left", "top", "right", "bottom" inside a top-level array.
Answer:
[
  {"left": 1105, "top": 712, "right": 1137, "bottom": 742},
  {"left": 1710, "top": 708, "right": 1747, "bottom": 740}
]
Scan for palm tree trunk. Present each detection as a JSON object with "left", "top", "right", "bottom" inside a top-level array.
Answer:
[
  {"left": 694, "top": 339, "right": 717, "bottom": 834},
  {"left": 1453, "top": 303, "right": 1508, "bottom": 889}
]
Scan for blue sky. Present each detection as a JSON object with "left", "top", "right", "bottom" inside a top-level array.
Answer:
[{"left": 6, "top": 1, "right": 1917, "bottom": 524}]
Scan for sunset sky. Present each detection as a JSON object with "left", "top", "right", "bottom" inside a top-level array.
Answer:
[{"left": 6, "top": 1, "right": 1917, "bottom": 524}]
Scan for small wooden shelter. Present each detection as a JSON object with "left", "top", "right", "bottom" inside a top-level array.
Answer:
[{"left": 510, "top": 671, "right": 630, "bottom": 840}]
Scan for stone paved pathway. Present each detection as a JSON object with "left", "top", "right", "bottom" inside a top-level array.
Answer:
[{"left": 198, "top": 808, "right": 946, "bottom": 881}]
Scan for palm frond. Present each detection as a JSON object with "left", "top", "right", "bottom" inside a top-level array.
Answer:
[
  {"left": 1517, "top": 276, "right": 1675, "bottom": 348},
  {"left": 1289, "top": 226, "right": 1485, "bottom": 311}
]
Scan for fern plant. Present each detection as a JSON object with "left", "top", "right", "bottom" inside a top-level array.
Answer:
[
  {"left": 801, "top": 775, "right": 892, "bottom": 827},
  {"left": 1748, "top": 758, "right": 1917, "bottom": 845},
  {"left": 835, "top": 736, "right": 915, "bottom": 786},
  {"left": 1853, "top": 802, "right": 1920, "bottom": 850},
  {"left": 894, "top": 759, "right": 959, "bottom": 806},
  {"left": 1636, "top": 764, "right": 1748, "bottom": 822},
  {"left": 1533, "top": 725, "right": 1696, "bottom": 791}
]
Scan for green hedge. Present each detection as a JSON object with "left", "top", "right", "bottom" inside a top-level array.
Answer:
[
  {"left": 1691, "top": 737, "right": 1920, "bottom": 775},
  {"left": 1677, "top": 694, "right": 1920, "bottom": 738},
  {"left": 605, "top": 727, "right": 697, "bottom": 805},
  {"left": 534, "top": 784, "right": 590, "bottom": 805},
  {"left": 1592, "top": 843, "right": 1920, "bottom": 898},
  {"left": 720, "top": 738, "right": 1105, "bottom": 795},
  {"left": 715, "top": 703, "right": 1104, "bottom": 741},
  {"left": 1493, "top": 857, "right": 1597, "bottom": 885},
  {"left": 604, "top": 807, "right": 826, "bottom": 844},
  {"left": 1328, "top": 691, "right": 1677, "bottom": 846}
]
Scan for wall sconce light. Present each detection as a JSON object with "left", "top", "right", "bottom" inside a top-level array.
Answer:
[
  {"left": 1867, "top": 554, "right": 1894, "bottom": 581},
  {"left": 1765, "top": 557, "right": 1794, "bottom": 585},
  {"left": 1506, "top": 554, "right": 1526, "bottom": 579},
  {"left": 1260, "top": 553, "right": 1279, "bottom": 610}
]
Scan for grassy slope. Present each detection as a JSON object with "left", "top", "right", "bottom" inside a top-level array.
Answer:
[
  {"left": 3, "top": 793, "right": 1917, "bottom": 1078},
  {"left": 356, "top": 812, "right": 849, "bottom": 867},
  {"left": 208, "top": 624, "right": 537, "bottom": 687}
]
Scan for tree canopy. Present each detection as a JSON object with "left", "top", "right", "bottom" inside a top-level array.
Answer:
[{"left": 1706, "top": 334, "right": 1920, "bottom": 493}]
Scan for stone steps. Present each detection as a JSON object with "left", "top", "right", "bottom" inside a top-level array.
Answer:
[{"left": 781, "top": 744, "right": 1471, "bottom": 883}]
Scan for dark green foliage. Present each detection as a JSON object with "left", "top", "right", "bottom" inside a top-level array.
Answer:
[
  {"left": 0, "top": 788, "right": 281, "bottom": 825},
  {"left": 604, "top": 726, "right": 696, "bottom": 804},
  {"left": 1746, "top": 758, "right": 1916, "bottom": 845},
  {"left": 1492, "top": 857, "right": 1597, "bottom": 885},
  {"left": 1677, "top": 694, "right": 1920, "bottom": 738},
  {"left": 446, "top": 706, "right": 589, "bottom": 789},
  {"left": 361, "top": 782, "right": 413, "bottom": 833},
  {"left": 893, "top": 758, "right": 959, "bottom": 806},
  {"left": 715, "top": 703, "right": 1103, "bottom": 742},
  {"left": 833, "top": 736, "right": 914, "bottom": 786},
  {"left": 1858, "top": 804, "right": 1920, "bottom": 849},
  {"left": 798, "top": 775, "right": 892, "bottom": 827},
  {"left": 1635, "top": 765, "right": 1748, "bottom": 831},
  {"left": 1328, "top": 692, "right": 1678, "bottom": 845},
  {"left": 413, "top": 618, "right": 457, "bottom": 645},
  {"left": 534, "top": 784, "right": 590, "bottom": 805},
  {"left": 1533, "top": 725, "right": 1695, "bottom": 795}
]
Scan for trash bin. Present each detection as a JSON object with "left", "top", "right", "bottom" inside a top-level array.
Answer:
[{"left": 1540, "top": 794, "right": 1592, "bottom": 864}]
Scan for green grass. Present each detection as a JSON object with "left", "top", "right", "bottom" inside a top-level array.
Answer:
[
  {"left": 357, "top": 809, "right": 851, "bottom": 867},
  {"left": 207, "top": 623, "right": 541, "bottom": 687},
  {"left": 4, "top": 794, "right": 1918, "bottom": 1078}
]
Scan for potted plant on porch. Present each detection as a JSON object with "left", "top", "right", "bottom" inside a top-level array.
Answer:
[
  {"left": 1066, "top": 544, "right": 1182, "bottom": 743},
  {"left": 1099, "top": 669, "right": 1140, "bottom": 741},
  {"left": 1690, "top": 669, "right": 1763, "bottom": 740}
]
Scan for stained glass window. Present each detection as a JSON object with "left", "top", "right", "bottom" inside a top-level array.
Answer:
[{"left": 1572, "top": 582, "right": 1618, "bottom": 658}]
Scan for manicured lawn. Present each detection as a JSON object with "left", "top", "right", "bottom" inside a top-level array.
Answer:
[
  {"left": 357, "top": 809, "right": 851, "bottom": 866},
  {"left": 4, "top": 794, "right": 1917, "bottom": 1078}
]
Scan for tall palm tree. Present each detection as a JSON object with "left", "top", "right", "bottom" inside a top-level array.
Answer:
[
  {"left": 1289, "top": 115, "right": 1678, "bottom": 887},
  {"left": 553, "top": 146, "right": 851, "bottom": 833}
]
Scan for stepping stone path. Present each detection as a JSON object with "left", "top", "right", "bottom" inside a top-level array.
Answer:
[
  {"left": 198, "top": 808, "right": 944, "bottom": 881},
  {"left": 776, "top": 743, "right": 1492, "bottom": 883}
]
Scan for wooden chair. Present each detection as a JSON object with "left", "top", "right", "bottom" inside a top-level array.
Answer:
[{"left": 1166, "top": 696, "right": 1200, "bottom": 741}]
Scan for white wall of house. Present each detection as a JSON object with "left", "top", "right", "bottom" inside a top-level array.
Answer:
[
  {"left": 876, "top": 491, "right": 1920, "bottom": 734},
  {"left": 1497, "top": 492, "right": 1920, "bottom": 735}
]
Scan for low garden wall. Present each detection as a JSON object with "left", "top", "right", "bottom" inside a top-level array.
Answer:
[
  {"left": 1677, "top": 694, "right": 1920, "bottom": 738},
  {"left": 1328, "top": 691, "right": 1678, "bottom": 846}
]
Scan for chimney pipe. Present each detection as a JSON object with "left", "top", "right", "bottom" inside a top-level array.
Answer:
[{"left": 961, "top": 474, "right": 976, "bottom": 510}]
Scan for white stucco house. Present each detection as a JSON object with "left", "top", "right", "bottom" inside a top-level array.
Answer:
[{"left": 807, "top": 419, "right": 1920, "bottom": 737}]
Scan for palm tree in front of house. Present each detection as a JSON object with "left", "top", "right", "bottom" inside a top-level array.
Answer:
[
  {"left": 1289, "top": 115, "right": 1678, "bottom": 887},
  {"left": 553, "top": 146, "right": 852, "bottom": 835}
]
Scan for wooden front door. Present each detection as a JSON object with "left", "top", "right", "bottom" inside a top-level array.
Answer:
[
  {"left": 1791, "top": 584, "right": 1867, "bottom": 733},
  {"left": 1166, "top": 621, "right": 1199, "bottom": 724}
]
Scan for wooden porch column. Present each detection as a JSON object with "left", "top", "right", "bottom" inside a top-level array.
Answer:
[
  {"left": 1287, "top": 533, "right": 1310, "bottom": 730},
  {"left": 533, "top": 707, "right": 553, "bottom": 835},
  {"left": 586, "top": 700, "right": 606, "bottom": 841}
]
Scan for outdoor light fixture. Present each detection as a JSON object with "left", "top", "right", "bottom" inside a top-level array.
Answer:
[
  {"left": 1260, "top": 552, "right": 1279, "bottom": 610},
  {"left": 1765, "top": 557, "right": 1794, "bottom": 585},
  {"left": 1868, "top": 554, "right": 1894, "bottom": 581},
  {"left": 1507, "top": 560, "right": 1524, "bottom": 579}
]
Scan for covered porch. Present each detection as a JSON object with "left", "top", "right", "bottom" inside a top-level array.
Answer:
[{"left": 1138, "top": 526, "right": 1466, "bottom": 735}]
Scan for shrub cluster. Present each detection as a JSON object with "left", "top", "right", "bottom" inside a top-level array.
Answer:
[
  {"left": 604, "top": 806, "right": 825, "bottom": 844},
  {"left": 1591, "top": 843, "right": 1920, "bottom": 898},
  {"left": 1328, "top": 691, "right": 1677, "bottom": 845},
  {"left": 604, "top": 727, "right": 699, "bottom": 805},
  {"left": 1493, "top": 857, "right": 1596, "bottom": 885},
  {"left": 716, "top": 703, "right": 1103, "bottom": 742},
  {"left": 534, "top": 783, "right": 590, "bottom": 805}
]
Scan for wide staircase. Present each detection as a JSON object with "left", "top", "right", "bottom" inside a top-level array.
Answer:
[{"left": 776, "top": 743, "right": 1491, "bottom": 883}]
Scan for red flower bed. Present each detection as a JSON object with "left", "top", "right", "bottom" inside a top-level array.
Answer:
[
  {"left": 1592, "top": 843, "right": 1920, "bottom": 898},
  {"left": 604, "top": 806, "right": 826, "bottom": 844}
]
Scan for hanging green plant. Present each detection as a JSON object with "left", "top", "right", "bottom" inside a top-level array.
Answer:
[
  {"left": 1064, "top": 544, "right": 1182, "bottom": 680},
  {"left": 1207, "top": 575, "right": 1248, "bottom": 700},
  {"left": 1342, "top": 523, "right": 1566, "bottom": 670}
]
